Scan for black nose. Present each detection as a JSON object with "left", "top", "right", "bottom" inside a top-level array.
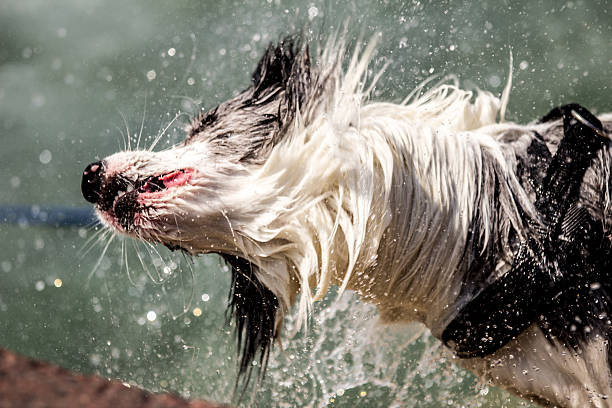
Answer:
[{"left": 82, "top": 161, "right": 104, "bottom": 204}]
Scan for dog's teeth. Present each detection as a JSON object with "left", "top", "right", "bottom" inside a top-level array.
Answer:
[
  {"left": 117, "top": 190, "right": 124, "bottom": 196},
  {"left": 126, "top": 185, "right": 134, "bottom": 193}
]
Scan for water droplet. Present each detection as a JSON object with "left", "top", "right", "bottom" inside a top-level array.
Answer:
[
  {"left": 39, "top": 149, "right": 52, "bottom": 164},
  {"left": 34, "top": 237, "right": 45, "bottom": 250},
  {"left": 10, "top": 176, "right": 20, "bottom": 188},
  {"left": 488, "top": 75, "right": 501, "bottom": 87},
  {"left": 146, "top": 70, "right": 157, "bottom": 81},
  {"left": 31, "top": 94, "right": 46, "bottom": 108},
  {"left": 89, "top": 354, "right": 101, "bottom": 366},
  {"left": 308, "top": 6, "right": 319, "bottom": 20},
  {"left": 64, "top": 74, "right": 75, "bottom": 85}
]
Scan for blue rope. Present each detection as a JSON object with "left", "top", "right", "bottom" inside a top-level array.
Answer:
[{"left": 0, "top": 205, "right": 99, "bottom": 227}]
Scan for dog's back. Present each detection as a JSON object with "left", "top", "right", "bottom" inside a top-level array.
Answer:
[{"left": 455, "top": 112, "right": 612, "bottom": 407}]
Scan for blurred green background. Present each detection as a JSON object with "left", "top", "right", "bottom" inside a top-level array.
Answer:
[{"left": 0, "top": 0, "right": 609, "bottom": 406}]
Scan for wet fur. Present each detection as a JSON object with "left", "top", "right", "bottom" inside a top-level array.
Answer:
[{"left": 84, "top": 37, "right": 612, "bottom": 406}]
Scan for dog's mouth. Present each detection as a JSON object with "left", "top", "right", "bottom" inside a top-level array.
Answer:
[
  {"left": 96, "top": 168, "right": 194, "bottom": 231},
  {"left": 139, "top": 170, "right": 194, "bottom": 195}
]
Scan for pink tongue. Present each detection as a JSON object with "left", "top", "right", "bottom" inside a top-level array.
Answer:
[{"left": 161, "top": 170, "right": 193, "bottom": 188}]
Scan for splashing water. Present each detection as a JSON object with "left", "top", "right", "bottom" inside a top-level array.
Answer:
[{"left": 261, "top": 291, "right": 487, "bottom": 407}]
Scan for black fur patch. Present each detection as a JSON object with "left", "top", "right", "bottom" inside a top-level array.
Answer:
[
  {"left": 251, "top": 38, "right": 299, "bottom": 98},
  {"left": 221, "top": 254, "right": 280, "bottom": 392},
  {"left": 92, "top": 171, "right": 141, "bottom": 231},
  {"left": 113, "top": 190, "right": 140, "bottom": 230},
  {"left": 251, "top": 36, "right": 312, "bottom": 121},
  {"left": 443, "top": 104, "right": 612, "bottom": 357},
  {"left": 188, "top": 106, "right": 218, "bottom": 137},
  {"left": 185, "top": 37, "right": 313, "bottom": 161},
  {"left": 97, "top": 174, "right": 129, "bottom": 212}
]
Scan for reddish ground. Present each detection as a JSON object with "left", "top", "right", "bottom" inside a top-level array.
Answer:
[{"left": 0, "top": 348, "right": 229, "bottom": 408}]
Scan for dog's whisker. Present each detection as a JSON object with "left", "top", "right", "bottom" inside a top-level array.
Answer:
[
  {"left": 79, "top": 226, "right": 110, "bottom": 257},
  {"left": 166, "top": 260, "right": 195, "bottom": 320},
  {"left": 121, "top": 239, "right": 140, "bottom": 287},
  {"left": 86, "top": 232, "right": 115, "bottom": 286},
  {"left": 182, "top": 257, "right": 197, "bottom": 315},
  {"left": 116, "top": 109, "right": 132, "bottom": 152},
  {"left": 136, "top": 94, "right": 147, "bottom": 151},
  {"left": 113, "top": 124, "right": 129, "bottom": 152},
  {"left": 148, "top": 111, "right": 188, "bottom": 152},
  {"left": 132, "top": 240, "right": 156, "bottom": 285},
  {"left": 139, "top": 241, "right": 165, "bottom": 284}
]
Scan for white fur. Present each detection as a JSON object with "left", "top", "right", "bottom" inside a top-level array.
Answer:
[
  {"left": 461, "top": 326, "right": 612, "bottom": 407},
  {"left": 97, "top": 39, "right": 612, "bottom": 407}
]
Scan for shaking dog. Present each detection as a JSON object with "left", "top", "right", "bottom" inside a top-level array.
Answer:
[{"left": 82, "top": 36, "right": 612, "bottom": 407}]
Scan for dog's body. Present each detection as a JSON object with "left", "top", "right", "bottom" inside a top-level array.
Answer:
[{"left": 82, "top": 38, "right": 612, "bottom": 407}]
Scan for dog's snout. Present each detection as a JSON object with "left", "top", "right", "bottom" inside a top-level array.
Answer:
[{"left": 82, "top": 161, "right": 104, "bottom": 204}]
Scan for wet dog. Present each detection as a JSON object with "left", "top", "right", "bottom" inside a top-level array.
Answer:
[{"left": 82, "top": 36, "right": 612, "bottom": 406}]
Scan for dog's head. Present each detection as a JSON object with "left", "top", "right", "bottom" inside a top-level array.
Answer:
[{"left": 82, "top": 38, "right": 313, "bottom": 250}]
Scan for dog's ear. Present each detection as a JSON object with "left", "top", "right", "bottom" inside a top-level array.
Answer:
[
  {"left": 252, "top": 37, "right": 312, "bottom": 114},
  {"left": 252, "top": 37, "right": 298, "bottom": 95},
  {"left": 186, "top": 37, "right": 313, "bottom": 157},
  {"left": 222, "top": 254, "right": 280, "bottom": 396}
]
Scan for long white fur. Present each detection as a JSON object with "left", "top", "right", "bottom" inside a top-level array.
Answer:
[
  {"left": 98, "top": 38, "right": 612, "bottom": 406},
  {"left": 233, "top": 37, "right": 540, "bottom": 333}
]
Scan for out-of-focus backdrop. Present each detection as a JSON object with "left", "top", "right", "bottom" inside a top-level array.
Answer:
[{"left": 0, "top": 1, "right": 610, "bottom": 406}]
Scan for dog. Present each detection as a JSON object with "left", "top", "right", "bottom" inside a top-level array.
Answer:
[{"left": 81, "top": 35, "right": 612, "bottom": 407}]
